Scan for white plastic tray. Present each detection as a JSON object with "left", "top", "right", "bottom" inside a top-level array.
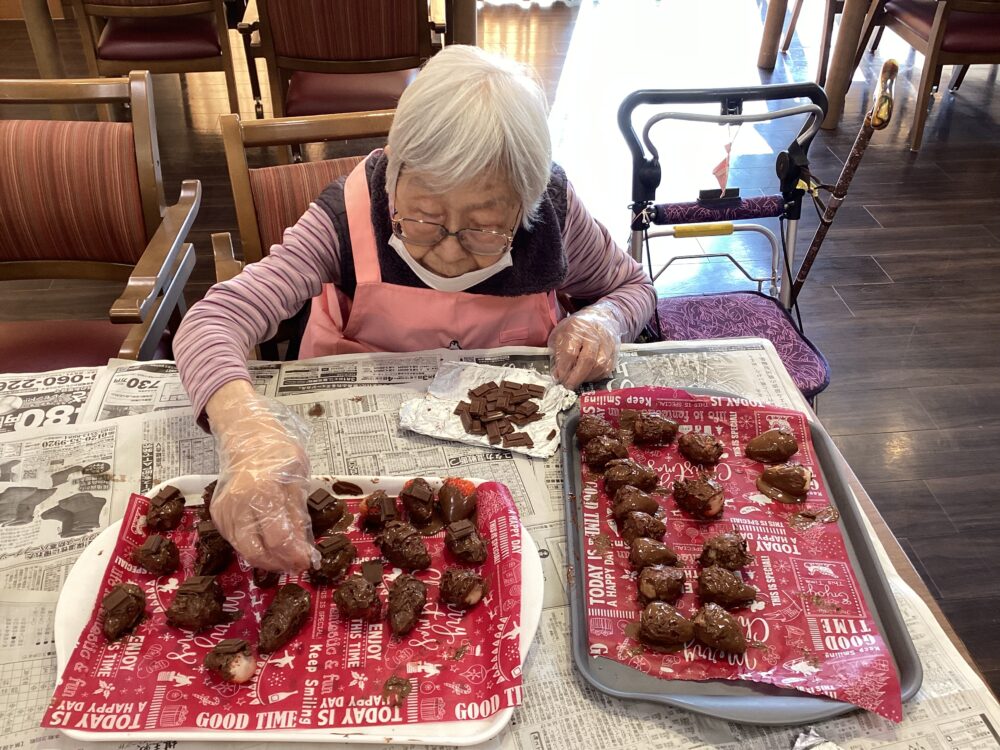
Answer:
[{"left": 54, "top": 475, "right": 544, "bottom": 745}]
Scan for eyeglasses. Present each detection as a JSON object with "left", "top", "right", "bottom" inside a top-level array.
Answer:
[{"left": 391, "top": 213, "right": 519, "bottom": 257}]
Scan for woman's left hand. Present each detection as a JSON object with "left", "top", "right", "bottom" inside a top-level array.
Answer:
[{"left": 549, "top": 302, "right": 626, "bottom": 390}]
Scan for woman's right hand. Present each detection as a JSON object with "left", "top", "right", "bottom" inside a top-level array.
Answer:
[{"left": 206, "top": 381, "right": 320, "bottom": 573}]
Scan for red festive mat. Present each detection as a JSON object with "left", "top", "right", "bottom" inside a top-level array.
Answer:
[
  {"left": 579, "top": 388, "right": 902, "bottom": 722},
  {"left": 44, "top": 481, "right": 523, "bottom": 733}
]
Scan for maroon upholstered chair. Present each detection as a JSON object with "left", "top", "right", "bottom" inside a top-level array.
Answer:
[
  {"left": 855, "top": 0, "right": 1000, "bottom": 150},
  {"left": 70, "top": 0, "right": 241, "bottom": 116},
  {"left": 256, "top": 0, "right": 434, "bottom": 118},
  {"left": 0, "top": 72, "right": 200, "bottom": 373}
]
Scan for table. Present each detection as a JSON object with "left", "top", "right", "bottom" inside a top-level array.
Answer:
[
  {"left": 757, "top": 0, "right": 877, "bottom": 129},
  {"left": 2, "top": 340, "right": 999, "bottom": 748}
]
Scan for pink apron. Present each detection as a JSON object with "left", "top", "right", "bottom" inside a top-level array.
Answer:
[{"left": 300, "top": 159, "right": 561, "bottom": 357}]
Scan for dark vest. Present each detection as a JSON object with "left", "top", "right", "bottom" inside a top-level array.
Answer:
[{"left": 315, "top": 152, "right": 569, "bottom": 298}]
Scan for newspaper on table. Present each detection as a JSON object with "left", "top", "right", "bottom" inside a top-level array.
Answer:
[
  {"left": 0, "top": 366, "right": 100, "bottom": 434},
  {"left": 3, "top": 340, "right": 1000, "bottom": 749}
]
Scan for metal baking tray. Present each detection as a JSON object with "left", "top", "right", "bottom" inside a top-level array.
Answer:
[{"left": 562, "top": 406, "right": 922, "bottom": 725}]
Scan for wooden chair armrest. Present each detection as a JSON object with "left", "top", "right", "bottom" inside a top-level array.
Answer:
[
  {"left": 212, "top": 232, "right": 244, "bottom": 282},
  {"left": 111, "top": 179, "right": 201, "bottom": 324}
]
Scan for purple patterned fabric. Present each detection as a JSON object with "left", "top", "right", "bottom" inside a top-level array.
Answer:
[
  {"left": 653, "top": 194, "right": 785, "bottom": 225},
  {"left": 655, "top": 291, "right": 829, "bottom": 398}
]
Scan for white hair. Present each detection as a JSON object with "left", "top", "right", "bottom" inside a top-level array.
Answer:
[{"left": 386, "top": 45, "right": 552, "bottom": 228}]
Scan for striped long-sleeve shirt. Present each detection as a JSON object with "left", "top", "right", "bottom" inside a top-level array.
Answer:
[{"left": 174, "top": 179, "right": 655, "bottom": 421}]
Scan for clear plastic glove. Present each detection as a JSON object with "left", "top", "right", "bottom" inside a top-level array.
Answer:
[
  {"left": 549, "top": 302, "right": 626, "bottom": 390},
  {"left": 206, "top": 381, "right": 320, "bottom": 573}
]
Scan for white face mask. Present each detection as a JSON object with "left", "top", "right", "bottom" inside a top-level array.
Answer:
[{"left": 387, "top": 234, "right": 513, "bottom": 293}]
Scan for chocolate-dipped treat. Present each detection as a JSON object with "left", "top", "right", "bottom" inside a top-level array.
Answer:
[
  {"left": 194, "top": 519, "right": 234, "bottom": 575},
  {"left": 611, "top": 485, "right": 660, "bottom": 522},
  {"left": 310, "top": 534, "right": 357, "bottom": 585},
  {"left": 204, "top": 638, "right": 256, "bottom": 683},
  {"left": 745, "top": 427, "right": 799, "bottom": 464},
  {"left": 200, "top": 480, "right": 217, "bottom": 520},
  {"left": 583, "top": 435, "right": 629, "bottom": 470},
  {"left": 437, "top": 478, "right": 478, "bottom": 524},
  {"left": 698, "top": 566, "right": 757, "bottom": 609},
  {"left": 334, "top": 575, "right": 382, "bottom": 620},
  {"left": 637, "top": 565, "right": 685, "bottom": 604},
  {"left": 677, "top": 432, "right": 725, "bottom": 467},
  {"left": 166, "top": 576, "right": 230, "bottom": 632},
  {"left": 400, "top": 478, "right": 435, "bottom": 525},
  {"left": 576, "top": 414, "right": 615, "bottom": 446},
  {"left": 633, "top": 412, "right": 679, "bottom": 445},
  {"left": 388, "top": 573, "right": 427, "bottom": 636},
  {"left": 359, "top": 490, "right": 398, "bottom": 530},
  {"left": 629, "top": 537, "right": 679, "bottom": 568},
  {"left": 603, "top": 458, "right": 659, "bottom": 497},
  {"left": 638, "top": 602, "right": 694, "bottom": 648},
  {"left": 672, "top": 475, "right": 725, "bottom": 519},
  {"left": 259, "top": 583, "right": 312, "bottom": 653},
  {"left": 146, "top": 485, "right": 184, "bottom": 531},
  {"left": 699, "top": 531, "right": 752, "bottom": 570},
  {"left": 439, "top": 568, "right": 487, "bottom": 609},
  {"left": 102, "top": 583, "right": 145, "bottom": 641},
  {"left": 253, "top": 568, "right": 281, "bottom": 588},
  {"left": 445, "top": 519, "right": 488, "bottom": 564},
  {"left": 757, "top": 464, "right": 813, "bottom": 503},
  {"left": 378, "top": 521, "right": 431, "bottom": 570},
  {"left": 307, "top": 488, "right": 346, "bottom": 536},
  {"left": 132, "top": 534, "right": 180, "bottom": 575},
  {"left": 693, "top": 603, "right": 747, "bottom": 654},
  {"left": 620, "top": 511, "right": 666, "bottom": 545}
]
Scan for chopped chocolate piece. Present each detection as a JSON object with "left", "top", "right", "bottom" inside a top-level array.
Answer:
[
  {"left": 361, "top": 559, "right": 384, "bottom": 585},
  {"left": 630, "top": 537, "right": 679, "bottom": 568},
  {"left": 307, "top": 489, "right": 346, "bottom": 536},
  {"left": 576, "top": 414, "right": 615, "bottom": 446},
  {"left": 699, "top": 531, "right": 753, "bottom": 570},
  {"left": 673, "top": 475, "right": 726, "bottom": 519},
  {"left": 483, "top": 410, "right": 505, "bottom": 422},
  {"left": 510, "top": 391, "right": 532, "bottom": 405},
  {"left": 378, "top": 521, "right": 431, "bottom": 570},
  {"left": 604, "top": 458, "right": 659, "bottom": 497},
  {"left": 400, "top": 478, "right": 435, "bottom": 525},
  {"left": 469, "top": 419, "right": 486, "bottom": 436},
  {"left": 486, "top": 420, "right": 501, "bottom": 444},
  {"left": 498, "top": 420, "right": 514, "bottom": 435},
  {"left": 359, "top": 490, "right": 398, "bottom": 529},
  {"left": 745, "top": 427, "right": 799, "bottom": 464},
  {"left": 497, "top": 392, "right": 511, "bottom": 411},
  {"left": 200, "top": 480, "right": 217, "bottom": 520},
  {"left": 678, "top": 432, "right": 726, "bottom": 466},
  {"left": 146, "top": 486, "right": 184, "bottom": 531},
  {"left": 502, "top": 432, "right": 533, "bottom": 449},
  {"left": 259, "top": 583, "right": 311, "bottom": 653},
  {"left": 382, "top": 676, "right": 412, "bottom": 707},
  {"left": 612, "top": 485, "right": 660, "bottom": 521},
  {"left": 757, "top": 464, "right": 813, "bottom": 502},
  {"left": 620, "top": 511, "right": 666, "bottom": 545},
  {"left": 388, "top": 573, "right": 427, "bottom": 636},
  {"left": 334, "top": 574, "right": 382, "bottom": 620},
  {"left": 516, "top": 401, "right": 539, "bottom": 417},
  {"left": 639, "top": 602, "right": 693, "bottom": 648},
  {"left": 693, "top": 603, "right": 747, "bottom": 654},
  {"left": 132, "top": 533, "right": 180, "bottom": 575},
  {"left": 204, "top": 639, "right": 256, "bottom": 683},
  {"left": 166, "top": 576, "right": 229, "bottom": 632},
  {"left": 633, "top": 412, "right": 680, "bottom": 445},
  {"left": 310, "top": 533, "right": 357, "bottom": 585},
  {"left": 437, "top": 480, "right": 478, "bottom": 524},
  {"left": 638, "top": 565, "right": 685, "bottom": 604},
  {"left": 454, "top": 401, "right": 472, "bottom": 415},
  {"left": 486, "top": 399, "right": 498, "bottom": 410},
  {"left": 459, "top": 410, "right": 475, "bottom": 433},
  {"left": 253, "top": 568, "right": 281, "bottom": 588},
  {"left": 698, "top": 566, "right": 757, "bottom": 609},
  {"left": 524, "top": 384, "right": 545, "bottom": 398},
  {"left": 471, "top": 382, "right": 498, "bottom": 397},
  {"left": 470, "top": 397, "right": 488, "bottom": 416},
  {"left": 331, "top": 480, "right": 363, "bottom": 495},
  {"left": 440, "top": 568, "right": 487, "bottom": 609},
  {"left": 546, "top": 429, "right": 558, "bottom": 441},
  {"left": 583, "top": 435, "right": 629, "bottom": 470},
  {"left": 102, "top": 583, "right": 145, "bottom": 641},
  {"left": 194, "top": 519, "right": 234, "bottom": 575},
  {"left": 445, "top": 519, "right": 488, "bottom": 564},
  {"left": 500, "top": 380, "right": 521, "bottom": 392}
]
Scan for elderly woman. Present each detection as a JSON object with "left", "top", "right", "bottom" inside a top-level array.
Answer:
[{"left": 175, "top": 46, "right": 654, "bottom": 572}]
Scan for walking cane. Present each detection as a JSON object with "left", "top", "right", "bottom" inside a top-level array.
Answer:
[{"left": 789, "top": 60, "right": 899, "bottom": 306}]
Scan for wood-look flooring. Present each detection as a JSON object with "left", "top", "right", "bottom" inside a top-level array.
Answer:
[{"left": 2, "top": 0, "right": 999, "bottom": 696}]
